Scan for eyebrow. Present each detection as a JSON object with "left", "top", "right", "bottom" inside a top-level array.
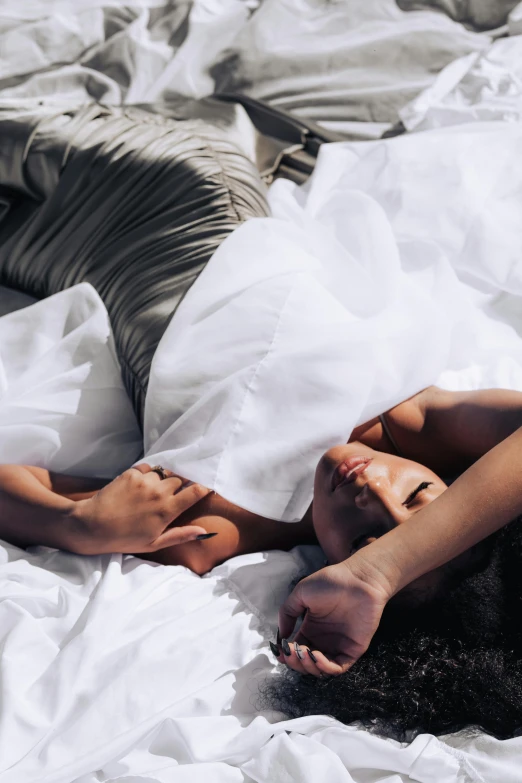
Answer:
[{"left": 402, "top": 481, "right": 433, "bottom": 506}]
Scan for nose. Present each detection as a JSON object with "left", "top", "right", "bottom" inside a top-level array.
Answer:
[{"left": 354, "top": 475, "right": 406, "bottom": 528}]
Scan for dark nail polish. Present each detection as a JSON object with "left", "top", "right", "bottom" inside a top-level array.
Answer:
[
  {"left": 281, "top": 638, "right": 291, "bottom": 656},
  {"left": 269, "top": 641, "right": 281, "bottom": 658},
  {"left": 276, "top": 628, "right": 282, "bottom": 646},
  {"left": 295, "top": 643, "right": 304, "bottom": 661},
  {"left": 195, "top": 532, "right": 218, "bottom": 540},
  {"left": 307, "top": 648, "right": 318, "bottom": 663}
]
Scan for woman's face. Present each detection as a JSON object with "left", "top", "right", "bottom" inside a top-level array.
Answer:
[{"left": 313, "top": 442, "right": 448, "bottom": 566}]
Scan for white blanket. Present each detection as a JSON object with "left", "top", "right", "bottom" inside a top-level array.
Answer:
[
  {"left": 0, "top": 283, "right": 141, "bottom": 475},
  {"left": 1, "top": 540, "right": 501, "bottom": 783}
]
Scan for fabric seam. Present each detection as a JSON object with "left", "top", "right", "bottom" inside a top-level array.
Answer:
[{"left": 213, "top": 284, "right": 294, "bottom": 491}]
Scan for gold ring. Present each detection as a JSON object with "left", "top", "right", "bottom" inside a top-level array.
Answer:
[{"left": 150, "top": 465, "right": 169, "bottom": 480}]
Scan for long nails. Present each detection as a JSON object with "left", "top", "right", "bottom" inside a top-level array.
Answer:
[
  {"left": 307, "top": 648, "right": 318, "bottom": 663},
  {"left": 269, "top": 641, "right": 280, "bottom": 658},
  {"left": 276, "top": 628, "right": 281, "bottom": 646},
  {"left": 195, "top": 532, "right": 218, "bottom": 540},
  {"left": 281, "top": 638, "right": 291, "bottom": 656},
  {"left": 295, "top": 643, "right": 304, "bottom": 661}
]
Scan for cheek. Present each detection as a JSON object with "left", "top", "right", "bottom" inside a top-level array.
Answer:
[
  {"left": 312, "top": 463, "right": 357, "bottom": 563},
  {"left": 312, "top": 499, "right": 353, "bottom": 564}
]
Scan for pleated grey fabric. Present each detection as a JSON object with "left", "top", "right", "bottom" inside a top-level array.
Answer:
[{"left": 0, "top": 103, "right": 269, "bottom": 424}]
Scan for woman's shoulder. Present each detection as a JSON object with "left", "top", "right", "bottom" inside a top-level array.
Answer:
[{"left": 350, "top": 388, "right": 431, "bottom": 455}]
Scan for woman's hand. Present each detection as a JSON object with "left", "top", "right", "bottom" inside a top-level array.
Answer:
[
  {"left": 276, "top": 556, "right": 393, "bottom": 677},
  {"left": 71, "top": 464, "right": 212, "bottom": 555}
]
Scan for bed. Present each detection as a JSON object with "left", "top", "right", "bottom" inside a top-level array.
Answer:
[{"left": 1, "top": 2, "right": 522, "bottom": 781}]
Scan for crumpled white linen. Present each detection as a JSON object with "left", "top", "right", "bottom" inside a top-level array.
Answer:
[
  {"left": 0, "top": 282, "right": 141, "bottom": 476},
  {"left": 0, "top": 2, "right": 256, "bottom": 108},
  {"left": 399, "top": 28, "right": 522, "bottom": 132},
  {"left": 0, "top": 537, "right": 498, "bottom": 783},
  {"left": 144, "top": 120, "right": 522, "bottom": 522}
]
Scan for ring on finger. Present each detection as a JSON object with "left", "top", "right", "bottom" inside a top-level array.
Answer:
[{"left": 151, "top": 465, "right": 169, "bottom": 480}]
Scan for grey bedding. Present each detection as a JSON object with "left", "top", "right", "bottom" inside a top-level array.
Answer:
[
  {"left": 0, "top": 2, "right": 515, "bottom": 137},
  {"left": 0, "top": 102, "right": 268, "bottom": 422}
]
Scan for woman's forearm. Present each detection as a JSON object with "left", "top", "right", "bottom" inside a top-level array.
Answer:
[
  {"left": 351, "top": 426, "right": 522, "bottom": 596},
  {"left": 0, "top": 465, "right": 96, "bottom": 552}
]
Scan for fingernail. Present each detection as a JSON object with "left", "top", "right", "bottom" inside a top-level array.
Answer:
[
  {"left": 184, "top": 480, "right": 195, "bottom": 486},
  {"left": 307, "top": 648, "right": 318, "bottom": 663},
  {"left": 281, "top": 638, "right": 291, "bottom": 657},
  {"left": 276, "top": 628, "right": 281, "bottom": 645},
  {"left": 195, "top": 532, "right": 218, "bottom": 540},
  {"left": 269, "top": 641, "right": 280, "bottom": 658},
  {"left": 295, "top": 643, "right": 304, "bottom": 660}
]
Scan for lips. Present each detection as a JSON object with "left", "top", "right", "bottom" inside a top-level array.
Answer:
[{"left": 332, "top": 456, "right": 373, "bottom": 492}]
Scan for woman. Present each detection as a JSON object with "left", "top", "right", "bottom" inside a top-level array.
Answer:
[
  {"left": 2, "top": 383, "right": 522, "bottom": 738},
  {"left": 266, "top": 385, "right": 522, "bottom": 739},
  {"left": 1, "top": 383, "right": 520, "bottom": 581},
  {"left": 265, "top": 515, "right": 522, "bottom": 740}
]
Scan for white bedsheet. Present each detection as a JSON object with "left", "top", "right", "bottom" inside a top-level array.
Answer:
[
  {"left": 1, "top": 539, "right": 498, "bottom": 783},
  {"left": 0, "top": 1, "right": 505, "bottom": 139},
  {"left": 399, "top": 27, "right": 522, "bottom": 131},
  {"left": 0, "top": 283, "right": 141, "bottom": 476}
]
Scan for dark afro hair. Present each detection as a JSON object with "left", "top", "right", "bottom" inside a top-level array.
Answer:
[{"left": 261, "top": 518, "right": 522, "bottom": 741}]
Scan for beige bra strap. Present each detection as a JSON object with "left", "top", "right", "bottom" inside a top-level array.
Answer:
[{"left": 379, "top": 412, "right": 403, "bottom": 457}]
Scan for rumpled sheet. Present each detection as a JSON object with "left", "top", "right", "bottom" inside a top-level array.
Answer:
[
  {"left": 0, "top": 2, "right": 253, "bottom": 106},
  {"left": 0, "top": 538, "right": 486, "bottom": 783},
  {"left": 0, "top": 283, "right": 141, "bottom": 476},
  {"left": 210, "top": 0, "right": 492, "bottom": 135},
  {"left": 0, "top": 1, "right": 507, "bottom": 137},
  {"left": 399, "top": 18, "right": 522, "bottom": 131}
]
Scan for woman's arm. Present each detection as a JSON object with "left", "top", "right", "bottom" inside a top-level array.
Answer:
[
  {"left": 278, "top": 425, "right": 522, "bottom": 676},
  {"left": 421, "top": 387, "right": 522, "bottom": 472},
  {"left": 0, "top": 465, "right": 93, "bottom": 551},
  {"left": 366, "top": 422, "right": 522, "bottom": 593},
  {"left": 0, "top": 464, "right": 210, "bottom": 554},
  {"left": 144, "top": 495, "right": 316, "bottom": 575}
]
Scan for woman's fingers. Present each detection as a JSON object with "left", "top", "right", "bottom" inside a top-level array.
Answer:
[
  {"left": 132, "top": 465, "right": 206, "bottom": 496},
  {"left": 278, "top": 587, "right": 306, "bottom": 641},
  {"left": 131, "top": 464, "right": 176, "bottom": 482},
  {"left": 168, "top": 482, "right": 212, "bottom": 513},
  {"left": 292, "top": 629, "right": 357, "bottom": 675},
  {"left": 150, "top": 524, "right": 209, "bottom": 550},
  {"left": 131, "top": 463, "right": 153, "bottom": 475},
  {"left": 272, "top": 640, "right": 324, "bottom": 677}
]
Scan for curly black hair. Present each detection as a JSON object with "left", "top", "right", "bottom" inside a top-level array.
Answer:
[{"left": 262, "top": 518, "right": 522, "bottom": 741}]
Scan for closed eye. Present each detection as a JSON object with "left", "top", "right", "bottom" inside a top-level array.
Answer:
[{"left": 403, "top": 481, "right": 433, "bottom": 506}]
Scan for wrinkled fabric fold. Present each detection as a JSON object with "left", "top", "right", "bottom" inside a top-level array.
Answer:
[{"left": 0, "top": 102, "right": 269, "bottom": 422}]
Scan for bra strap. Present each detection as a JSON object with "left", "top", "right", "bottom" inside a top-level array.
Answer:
[{"left": 378, "top": 413, "right": 403, "bottom": 457}]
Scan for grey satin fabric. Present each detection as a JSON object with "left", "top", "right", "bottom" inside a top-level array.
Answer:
[{"left": 0, "top": 103, "right": 269, "bottom": 425}]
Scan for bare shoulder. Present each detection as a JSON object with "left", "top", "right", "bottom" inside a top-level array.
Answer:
[
  {"left": 386, "top": 386, "right": 436, "bottom": 434},
  {"left": 417, "top": 385, "right": 522, "bottom": 467},
  {"left": 351, "top": 388, "right": 433, "bottom": 457}
]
